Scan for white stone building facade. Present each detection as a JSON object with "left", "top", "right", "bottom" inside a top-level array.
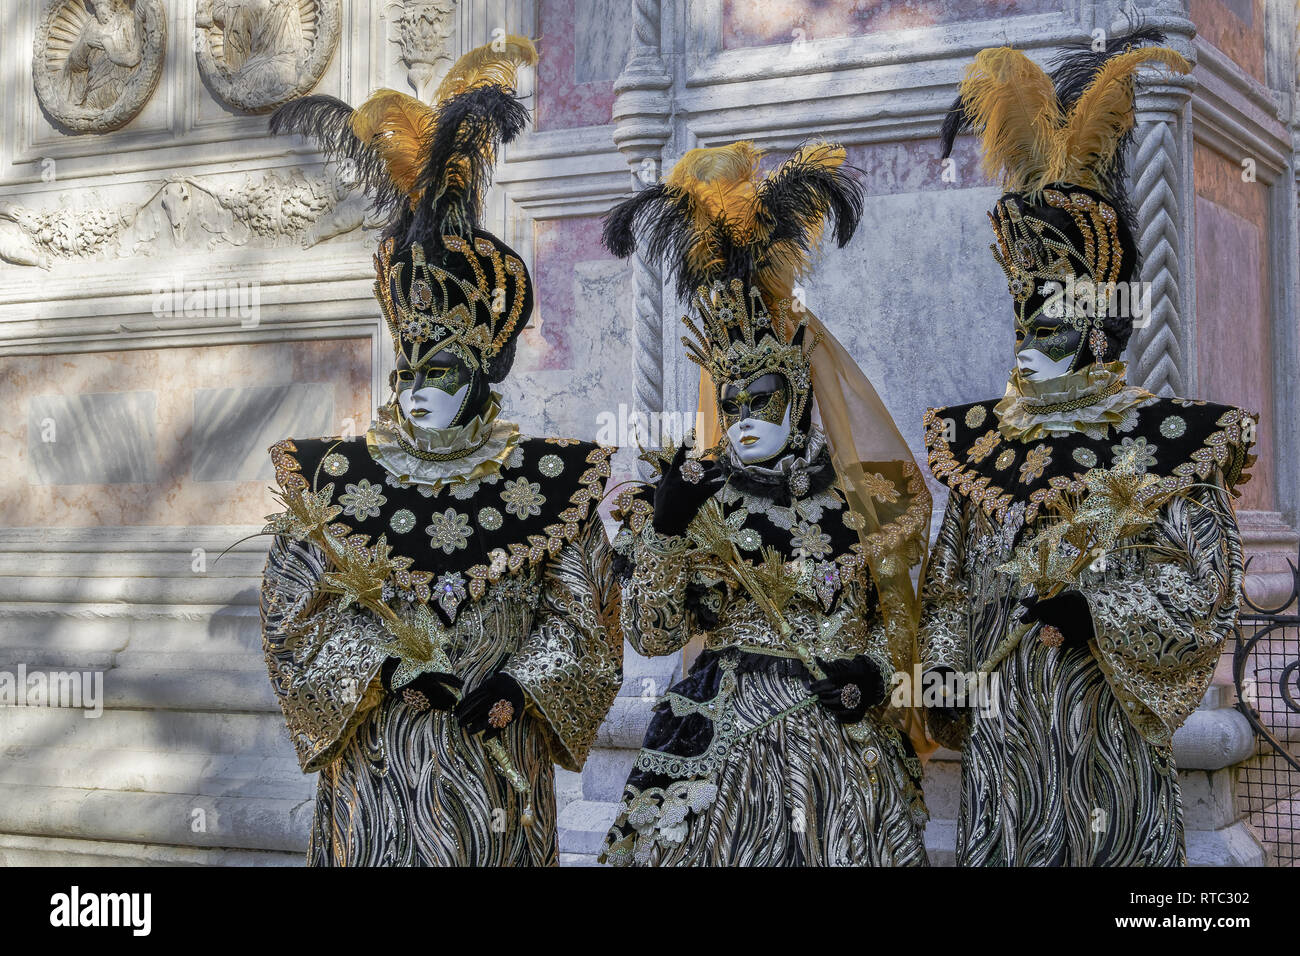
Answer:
[{"left": 0, "top": 0, "right": 1295, "bottom": 865}]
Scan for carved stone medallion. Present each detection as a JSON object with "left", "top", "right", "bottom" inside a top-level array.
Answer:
[
  {"left": 194, "top": 0, "right": 340, "bottom": 114},
  {"left": 33, "top": 0, "right": 167, "bottom": 133}
]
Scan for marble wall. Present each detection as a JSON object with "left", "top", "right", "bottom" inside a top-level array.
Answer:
[
  {"left": 1, "top": 340, "right": 372, "bottom": 529},
  {"left": 1193, "top": 142, "right": 1276, "bottom": 513},
  {"left": 1190, "top": 0, "right": 1268, "bottom": 84},
  {"left": 0, "top": 0, "right": 1295, "bottom": 866},
  {"left": 722, "top": 0, "right": 1058, "bottom": 48},
  {"left": 505, "top": 215, "right": 638, "bottom": 505},
  {"left": 834, "top": 139, "right": 1007, "bottom": 460},
  {"left": 535, "top": 0, "right": 632, "bottom": 130}
]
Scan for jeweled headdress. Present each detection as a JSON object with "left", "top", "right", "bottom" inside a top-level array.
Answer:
[
  {"left": 940, "top": 26, "right": 1190, "bottom": 364},
  {"left": 681, "top": 277, "right": 818, "bottom": 447},
  {"left": 270, "top": 37, "right": 539, "bottom": 379},
  {"left": 603, "top": 140, "right": 861, "bottom": 449}
]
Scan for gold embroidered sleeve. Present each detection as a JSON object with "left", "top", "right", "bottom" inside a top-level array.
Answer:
[
  {"left": 621, "top": 524, "right": 694, "bottom": 657},
  {"left": 917, "top": 494, "right": 973, "bottom": 749},
  {"left": 838, "top": 577, "right": 896, "bottom": 682},
  {"left": 919, "top": 493, "right": 972, "bottom": 675},
  {"left": 504, "top": 515, "right": 623, "bottom": 772},
  {"left": 1078, "top": 482, "right": 1244, "bottom": 748},
  {"left": 864, "top": 618, "right": 899, "bottom": 693},
  {"left": 260, "top": 536, "right": 387, "bottom": 773}
]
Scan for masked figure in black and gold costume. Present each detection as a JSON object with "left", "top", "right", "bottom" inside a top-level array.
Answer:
[
  {"left": 257, "top": 38, "right": 622, "bottom": 866},
  {"left": 597, "top": 142, "right": 933, "bottom": 866},
  {"left": 922, "top": 28, "right": 1258, "bottom": 865}
]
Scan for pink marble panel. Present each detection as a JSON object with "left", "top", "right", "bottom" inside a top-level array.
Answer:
[
  {"left": 723, "top": 0, "right": 1057, "bottom": 50},
  {"left": 521, "top": 216, "right": 616, "bottom": 371},
  {"left": 1193, "top": 143, "right": 1275, "bottom": 512},
  {"left": 1190, "top": 0, "right": 1267, "bottom": 85},
  {"left": 535, "top": 0, "right": 627, "bottom": 131},
  {"left": 844, "top": 137, "right": 993, "bottom": 197},
  {"left": 0, "top": 339, "right": 372, "bottom": 528}
]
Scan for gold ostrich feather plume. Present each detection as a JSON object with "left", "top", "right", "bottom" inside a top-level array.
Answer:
[
  {"left": 433, "top": 34, "right": 539, "bottom": 103},
  {"left": 349, "top": 89, "right": 436, "bottom": 198},
  {"left": 663, "top": 140, "right": 850, "bottom": 294},
  {"left": 1046, "top": 46, "right": 1190, "bottom": 188},
  {"left": 959, "top": 43, "right": 1189, "bottom": 197},
  {"left": 343, "top": 37, "right": 538, "bottom": 204}
]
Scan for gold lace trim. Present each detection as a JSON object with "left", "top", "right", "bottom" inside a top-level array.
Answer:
[
  {"left": 1020, "top": 377, "right": 1125, "bottom": 415},
  {"left": 271, "top": 438, "right": 615, "bottom": 602},
  {"left": 923, "top": 404, "right": 1256, "bottom": 526}
]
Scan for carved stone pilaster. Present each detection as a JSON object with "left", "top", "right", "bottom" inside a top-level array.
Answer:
[
  {"left": 389, "top": 0, "right": 460, "bottom": 101},
  {"left": 1294, "top": 6, "right": 1300, "bottom": 208},
  {"left": 1124, "top": 5, "right": 1196, "bottom": 396},
  {"left": 1130, "top": 76, "right": 1194, "bottom": 395},
  {"left": 612, "top": 0, "right": 672, "bottom": 472}
]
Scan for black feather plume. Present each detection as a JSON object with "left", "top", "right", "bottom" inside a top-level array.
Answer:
[
  {"left": 757, "top": 150, "right": 864, "bottom": 254},
  {"left": 405, "top": 85, "right": 530, "bottom": 249},
  {"left": 601, "top": 184, "right": 671, "bottom": 259},
  {"left": 268, "top": 95, "right": 405, "bottom": 225},
  {"left": 600, "top": 185, "right": 706, "bottom": 300},
  {"left": 939, "top": 95, "right": 971, "bottom": 159},
  {"left": 600, "top": 144, "right": 863, "bottom": 303}
]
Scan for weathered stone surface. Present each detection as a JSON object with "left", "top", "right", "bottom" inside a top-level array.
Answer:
[
  {"left": 1172, "top": 690, "right": 1257, "bottom": 772},
  {"left": 27, "top": 391, "right": 158, "bottom": 485},
  {"left": 192, "top": 384, "right": 335, "bottom": 482},
  {"left": 557, "top": 799, "right": 621, "bottom": 858},
  {"left": 1186, "top": 821, "right": 1268, "bottom": 867}
]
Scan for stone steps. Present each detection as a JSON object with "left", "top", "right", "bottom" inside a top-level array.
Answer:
[
  {"left": 0, "top": 783, "right": 312, "bottom": 853},
  {"left": 0, "top": 705, "right": 293, "bottom": 755},
  {"left": 0, "top": 833, "right": 304, "bottom": 867},
  {"left": 558, "top": 799, "right": 621, "bottom": 863},
  {"left": 0, "top": 747, "right": 310, "bottom": 799}
]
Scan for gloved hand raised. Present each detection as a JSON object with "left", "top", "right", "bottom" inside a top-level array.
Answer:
[{"left": 652, "top": 445, "right": 724, "bottom": 538}]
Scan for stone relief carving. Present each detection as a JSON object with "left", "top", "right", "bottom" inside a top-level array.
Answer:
[
  {"left": 33, "top": 0, "right": 167, "bottom": 133},
  {"left": 389, "top": 0, "right": 460, "bottom": 100},
  {"left": 0, "top": 198, "right": 126, "bottom": 269},
  {"left": 195, "top": 0, "right": 341, "bottom": 114},
  {"left": 0, "top": 169, "right": 371, "bottom": 268}
]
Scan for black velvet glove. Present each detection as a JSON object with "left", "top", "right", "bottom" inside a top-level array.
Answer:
[
  {"left": 380, "top": 657, "right": 463, "bottom": 712},
  {"left": 455, "top": 672, "right": 526, "bottom": 740},
  {"left": 810, "top": 655, "right": 887, "bottom": 723},
  {"left": 653, "top": 445, "right": 724, "bottom": 538},
  {"left": 1018, "top": 590, "right": 1095, "bottom": 648}
]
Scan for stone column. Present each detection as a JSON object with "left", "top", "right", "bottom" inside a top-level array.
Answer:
[
  {"left": 556, "top": 0, "right": 676, "bottom": 865},
  {"left": 1125, "top": 3, "right": 1196, "bottom": 397},
  {"left": 1173, "top": 685, "right": 1268, "bottom": 865},
  {"left": 611, "top": 0, "right": 672, "bottom": 475}
]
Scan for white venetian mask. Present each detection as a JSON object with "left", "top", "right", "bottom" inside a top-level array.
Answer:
[
  {"left": 727, "top": 404, "right": 793, "bottom": 464},
  {"left": 398, "top": 381, "right": 470, "bottom": 433}
]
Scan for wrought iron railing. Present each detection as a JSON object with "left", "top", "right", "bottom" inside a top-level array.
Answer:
[{"left": 1232, "top": 549, "right": 1300, "bottom": 867}]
